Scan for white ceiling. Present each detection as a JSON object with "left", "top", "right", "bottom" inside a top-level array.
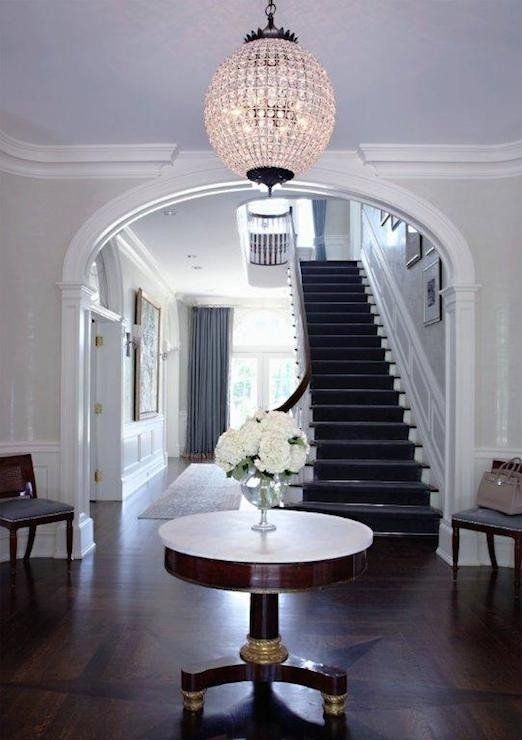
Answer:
[
  {"left": 1, "top": 1, "right": 521, "bottom": 148},
  {"left": 129, "top": 190, "right": 290, "bottom": 299}
]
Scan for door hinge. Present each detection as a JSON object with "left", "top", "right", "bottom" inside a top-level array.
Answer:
[
  {"left": 94, "top": 469, "right": 103, "bottom": 483},
  {"left": 94, "top": 402, "right": 103, "bottom": 415},
  {"left": 95, "top": 335, "right": 104, "bottom": 347}
]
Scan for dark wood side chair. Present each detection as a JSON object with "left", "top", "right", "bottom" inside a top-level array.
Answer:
[
  {"left": 0, "top": 454, "right": 74, "bottom": 583},
  {"left": 452, "top": 458, "right": 522, "bottom": 599}
]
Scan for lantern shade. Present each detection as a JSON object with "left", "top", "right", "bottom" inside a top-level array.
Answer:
[{"left": 204, "top": 38, "right": 335, "bottom": 185}]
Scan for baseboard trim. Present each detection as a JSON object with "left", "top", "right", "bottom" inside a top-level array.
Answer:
[
  {"left": 437, "top": 519, "right": 514, "bottom": 568},
  {"left": 121, "top": 451, "right": 167, "bottom": 499}
]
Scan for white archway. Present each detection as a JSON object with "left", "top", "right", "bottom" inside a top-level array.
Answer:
[{"left": 60, "top": 158, "right": 478, "bottom": 563}]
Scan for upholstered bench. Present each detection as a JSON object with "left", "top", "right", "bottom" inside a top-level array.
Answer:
[{"left": 452, "top": 507, "right": 522, "bottom": 599}]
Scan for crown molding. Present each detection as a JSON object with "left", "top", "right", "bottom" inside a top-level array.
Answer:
[
  {"left": 358, "top": 140, "right": 522, "bottom": 179},
  {"left": 1, "top": 125, "right": 521, "bottom": 180},
  {"left": 116, "top": 227, "right": 175, "bottom": 298},
  {"left": 177, "top": 293, "right": 290, "bottom": 308},
  {"left": 0, "top": 129, "right": 178, "bottom": 179}
]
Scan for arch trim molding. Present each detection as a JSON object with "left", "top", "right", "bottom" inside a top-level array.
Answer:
[{"left": 60, "top": 158, "right": 478, "bottom": 563}]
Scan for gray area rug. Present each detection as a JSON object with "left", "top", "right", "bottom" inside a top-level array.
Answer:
[{"left": 138, "top": 463, "right": 242, "bottom": 520}]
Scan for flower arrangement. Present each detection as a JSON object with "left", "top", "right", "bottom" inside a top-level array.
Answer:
[{"left": 215, "top": 410, "right": 310, "bottom": 482}]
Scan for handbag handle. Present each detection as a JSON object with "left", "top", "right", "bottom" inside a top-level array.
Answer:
[{"left": 495, "top": 457, "right": 522, "bottom": 482}]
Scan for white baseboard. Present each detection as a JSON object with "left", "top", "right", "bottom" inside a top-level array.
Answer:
[
  {"left": 121, "top": 450, "right": 167, "bottom": 499},
  {"left": 437, "top": 519, "right": 514, "bottom": 568}
]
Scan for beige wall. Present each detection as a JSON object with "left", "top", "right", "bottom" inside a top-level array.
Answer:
[
  {"left": 0, "top": 172, "right": 146, "bottom": 443},
  {"left": 394, "top": 176, "right": 522, "bottom": 450},
  {"left": 1, "top": 165, "right": 521, "bottom": 457}
]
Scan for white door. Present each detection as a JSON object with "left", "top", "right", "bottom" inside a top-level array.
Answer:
[{"left": 89, "top": 319, "right": 123, "bottom": 501}]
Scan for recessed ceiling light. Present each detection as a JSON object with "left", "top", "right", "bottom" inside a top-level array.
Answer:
[
  {"left": 187, "top": 254, "right": 198, "bottom": 259},
  {"left": 192, "top": 265, "right": 203, "bottom": 270},
  {"left": 163, "top": 207, "right": 176, "bottom": 216}
]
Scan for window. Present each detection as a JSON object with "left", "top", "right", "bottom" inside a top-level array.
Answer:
[{"left": 230, "top": 307, "right": 297, "bottom": 427}]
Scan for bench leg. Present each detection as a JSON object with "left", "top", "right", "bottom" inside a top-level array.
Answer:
[
  {"left": 486, "top": 532, "right": 498, "bottom": 570},
  {"left": 452, "top": 525, "right": 460, "bottom": 580},
  {"left": 515, "top": 537, "right": 521, "bottom": 601},
  {"left": 66, "top": 518, "right": 73, "bottom": 571},
  {"left": 24, "top": 525, "right": 36, "bottom": 562}
]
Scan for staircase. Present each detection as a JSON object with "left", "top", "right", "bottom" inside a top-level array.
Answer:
[{"left": 295, "top": 259, "right": 441, "bottom": 538}]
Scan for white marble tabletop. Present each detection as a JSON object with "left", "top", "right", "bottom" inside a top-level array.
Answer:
[{"left": 159, "top": 510, "right": 373, "bottom": 564}]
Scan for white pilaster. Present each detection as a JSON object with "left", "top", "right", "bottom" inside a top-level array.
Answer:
[
  {"left": 58, "top": 282, "right": 96, "bottom": 558},
  {"left": 437, "top": 284, "right": 481, "bottom": 564}
]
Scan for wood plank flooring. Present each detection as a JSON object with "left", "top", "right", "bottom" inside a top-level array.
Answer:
[{"left": 1, "top": 461, "right": 521, "bottom": 740}]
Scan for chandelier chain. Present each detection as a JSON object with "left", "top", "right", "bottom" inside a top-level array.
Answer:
[{"left": 265, "top": 2, "right": 277, "bottom": 18}]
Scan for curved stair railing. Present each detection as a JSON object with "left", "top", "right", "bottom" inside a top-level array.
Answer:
[
  {"left": 275, "top": 210, "right": 312, "bottom": 437},
  {"left": 247, "top": 211, "right": 290, "bottom": 265}
]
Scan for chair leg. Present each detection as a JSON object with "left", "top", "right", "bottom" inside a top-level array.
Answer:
[
  {"left": 514, "top": 537, "right": 521, "bottom": 601},
  {"left": 452, "top": 525, "right": 459, "bottom": 581},
  {"left": 24, "top": 525, "right": 36, "bottom": 562},
  {"left": 486, "top": 532, "right": 498, "bottom": 570},
  {"left": 66, "top": 518, "right": 73, "bottom": 571},
  {"left": 9, "top": 530, "right": 17, "bottom": 583}
]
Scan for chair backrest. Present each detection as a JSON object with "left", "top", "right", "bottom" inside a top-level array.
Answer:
[{"left": 0, "top": 454, "right": 37, "bottom": 499}]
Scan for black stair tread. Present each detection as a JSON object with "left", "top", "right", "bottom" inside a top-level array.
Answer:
[
  {"left": 310, "top": 421, "right": 415, "bottom": 428},
  {"left": 305, "top": 294, "right": 370, "bottom": 306},
  {"left": 303, "top": 284, "right": 367, "bottom": 290},
  {"left": 300, "top": 260, "right": 360, "bottom": 265},
  {"left": 309, "top": 458, "right": 429, "bottom": 467},
  {"left": 302, "top": 480, "right": 437, "bottom": 492},
  {"left": 303, "top": 292, "right": 376, "bottom": 298},
  {"left": 308, "top": 314, "right": 383, "bottom": 326},
  {"left": 293, "top": 502, "right": 441, "bottom": 518},
  {"left": 310, "top": 404, "right": 410, "bottom": 409},
  {"left": 311, "top": 362, "right": 391, "bottom": 370},
  {"left": 311, "top": 346, "right": 386, "bottom": 351},
  {"left": 311, "top": 439, "right": 420, "bottom": 447},
  {"left": 312, "top": 374, "right": 400, "bottom": 381}
]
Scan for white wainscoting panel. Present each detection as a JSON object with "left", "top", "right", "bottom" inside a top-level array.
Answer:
[
  {"left": 0, "top": 442, "right": 62, "bottom": 561},
  {"left": 121, "top": 417, "right": 167, "bottom": 499},
  {"left": 361, "top": 216, "right": 445, "bottom": 491}
]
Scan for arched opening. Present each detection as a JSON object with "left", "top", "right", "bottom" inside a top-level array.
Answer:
[{"left": 60, "top": 166, "right": 478, "bottom": 564}]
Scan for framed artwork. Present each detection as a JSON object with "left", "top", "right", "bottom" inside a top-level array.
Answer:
[
  {"left": 380, "top": 210, "right": 391, "bottom": 226},
  {"left": 406, "top": 224, "right": 422, "bottom": 267},
  {"left": 423, "top": 258, "right": 442, "bottom": 325},
  {"left": 134, "top": 288, "right": 161, "bottom": 420},
  {"left": 391, "top": 215, "right": 401, "bottom": 230}
]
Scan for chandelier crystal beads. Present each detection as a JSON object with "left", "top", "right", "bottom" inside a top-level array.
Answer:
[{"left": 204, "top": 3, "right": 335, "bottom": 194}]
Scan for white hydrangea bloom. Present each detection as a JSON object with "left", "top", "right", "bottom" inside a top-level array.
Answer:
[
  {"left": 252, "top": 409, "right": 268, "bottom": 422},
  {"left": 288, "top": 443, "right": 307, "bottom": 473},
  {"left": 214, "top": 429, "right": 246, "bottom": 472},
  {"left": 239, "top": 418, "right": 263, "bottom": 456},
  {"left": 260, "top": 411, "right": 297, "bottom": 437},
  {"left": 255, "top": 432, "right": 291, "bottom": 474}
]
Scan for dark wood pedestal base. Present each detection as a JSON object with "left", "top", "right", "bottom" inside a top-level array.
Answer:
[{"left": 181, "top": 593, "right": 347, "bottom": 716}]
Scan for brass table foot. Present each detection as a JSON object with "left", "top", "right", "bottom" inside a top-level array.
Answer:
[
  {"left": 240, "top": 635, "right": 289, "bottom": 665},
  {"left": 182, "top": 689, "right": 206, "bottom": 712},
  {"left": 322, "top": 692, "right": 347, "bottom": 716}
]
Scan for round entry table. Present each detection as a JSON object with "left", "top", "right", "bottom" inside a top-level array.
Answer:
[{"left": 159, "top": 509, "right": 372, "bottom": 717}]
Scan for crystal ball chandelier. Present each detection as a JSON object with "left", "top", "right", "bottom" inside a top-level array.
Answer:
[{"left": 204, "top": 2, "right": 335, "bottom": 195}]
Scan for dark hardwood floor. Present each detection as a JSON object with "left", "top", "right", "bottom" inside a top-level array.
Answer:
[{"left": 1, "top": 460, "right": 521, "bottom": 740}]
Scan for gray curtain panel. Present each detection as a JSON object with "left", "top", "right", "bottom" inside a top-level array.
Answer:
[
  {"left": 312, "top": 199, "right": 327, "bottom": 261},
  {"left": 184, "top": 306, "right": 232, "bottom": 459}
]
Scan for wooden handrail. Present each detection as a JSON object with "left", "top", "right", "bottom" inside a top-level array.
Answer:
[{"left": 276, "top": 217, "right": 311, "bottom": 414}]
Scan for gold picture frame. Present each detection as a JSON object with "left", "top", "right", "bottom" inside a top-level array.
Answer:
[{"left": 134, "top": 289, "right": 161, "bottom": 420}]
